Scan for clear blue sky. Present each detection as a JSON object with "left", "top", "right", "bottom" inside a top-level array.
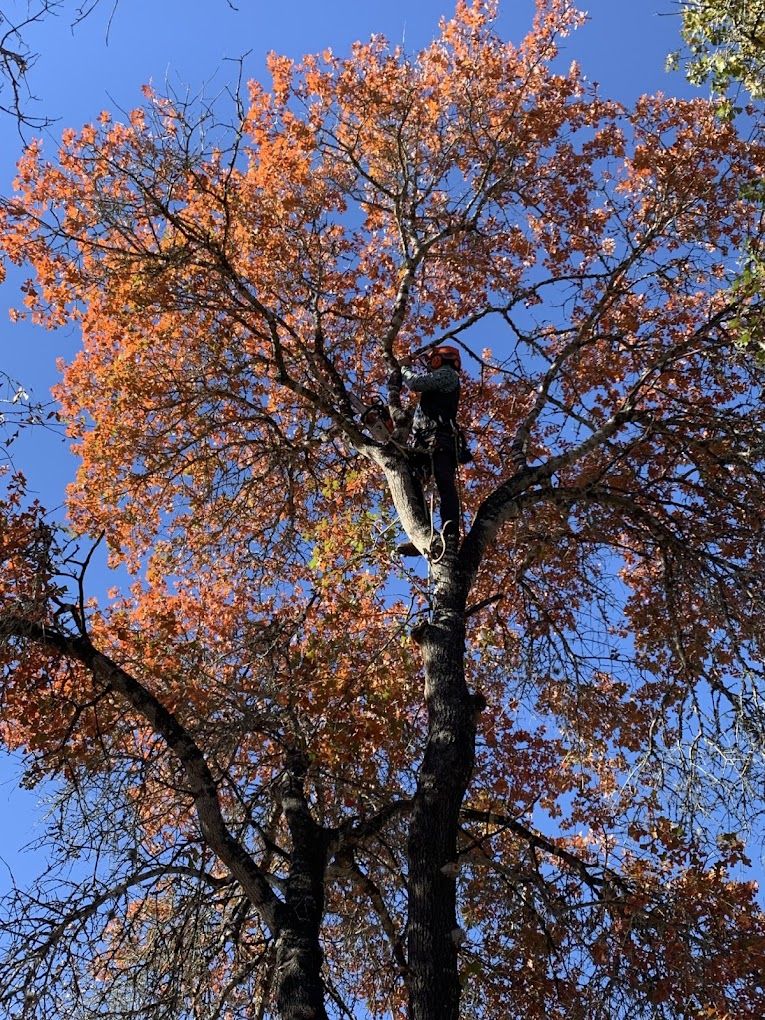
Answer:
[{"left": 0, "top": 0, "right": 701, "bottom": 896}]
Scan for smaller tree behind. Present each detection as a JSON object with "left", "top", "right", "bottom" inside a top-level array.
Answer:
[{"left": 676, "top": 0, "right": 765, "bottom": 98}]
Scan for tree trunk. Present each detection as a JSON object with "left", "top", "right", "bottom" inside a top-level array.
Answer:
[
  {"left": 273, "top": 751, "right": 331, "bottom": 1020},
  {"left": 406, "top": 579, "right": 475, "bottom": 1020},
  {"left": 274, "top": 922, "right": 328, "bottom": 1020}
]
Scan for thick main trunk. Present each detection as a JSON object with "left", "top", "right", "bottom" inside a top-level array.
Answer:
[
  {"left": 272, "top": 752, "right": 331, "bottom": 1020},
  {"left": 407, "top": 590, "right": 475, "bottom": 1020},
  {"left": 274, "top": 923, "right": 328, "bottom": 1020}
]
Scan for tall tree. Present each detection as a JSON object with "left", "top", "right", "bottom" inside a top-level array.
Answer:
[{"left": 1, "top": 1, "right": 765, "bottom": 1017}]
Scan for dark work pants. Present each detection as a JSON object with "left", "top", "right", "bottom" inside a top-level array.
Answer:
[{"left": 413, "top": 432, "right": 460, "bottom": 540}]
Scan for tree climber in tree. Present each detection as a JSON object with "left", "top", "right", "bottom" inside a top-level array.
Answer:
[{"left": 395, "top": 345, "right": 467, "bottom": 557}]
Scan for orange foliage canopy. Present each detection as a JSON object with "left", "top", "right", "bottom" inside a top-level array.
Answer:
[{"left": 1, "top": 1, "right": 765, "bottom": 1017}]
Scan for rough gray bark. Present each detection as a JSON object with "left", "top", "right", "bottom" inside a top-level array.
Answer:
[
  {"left": 274, "top": 750, "right": 331, "bottom": 1020},
  {"left": 395, "top": 459, "right": 545, "bottom": 1019},
  {"left": 405, "top": 560, "right": 476, "bottom": 1020}
]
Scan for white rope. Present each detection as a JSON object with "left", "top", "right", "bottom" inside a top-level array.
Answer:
[{"left": 426, "top": 485, "right": 435, "bottom": 606}]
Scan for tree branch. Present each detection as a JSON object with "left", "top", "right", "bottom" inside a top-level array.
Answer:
[{"left": 0, "top": 615, "right": 286, "bottom": 935}]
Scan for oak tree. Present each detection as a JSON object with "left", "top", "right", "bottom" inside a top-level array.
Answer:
[{"left": 1, "top": 1, "right": 765, "bottom": 1017}]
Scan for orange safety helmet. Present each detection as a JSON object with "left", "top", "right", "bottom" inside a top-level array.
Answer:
[{"left": 428, "top": 345, "right": 461, "bottom": 370}]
